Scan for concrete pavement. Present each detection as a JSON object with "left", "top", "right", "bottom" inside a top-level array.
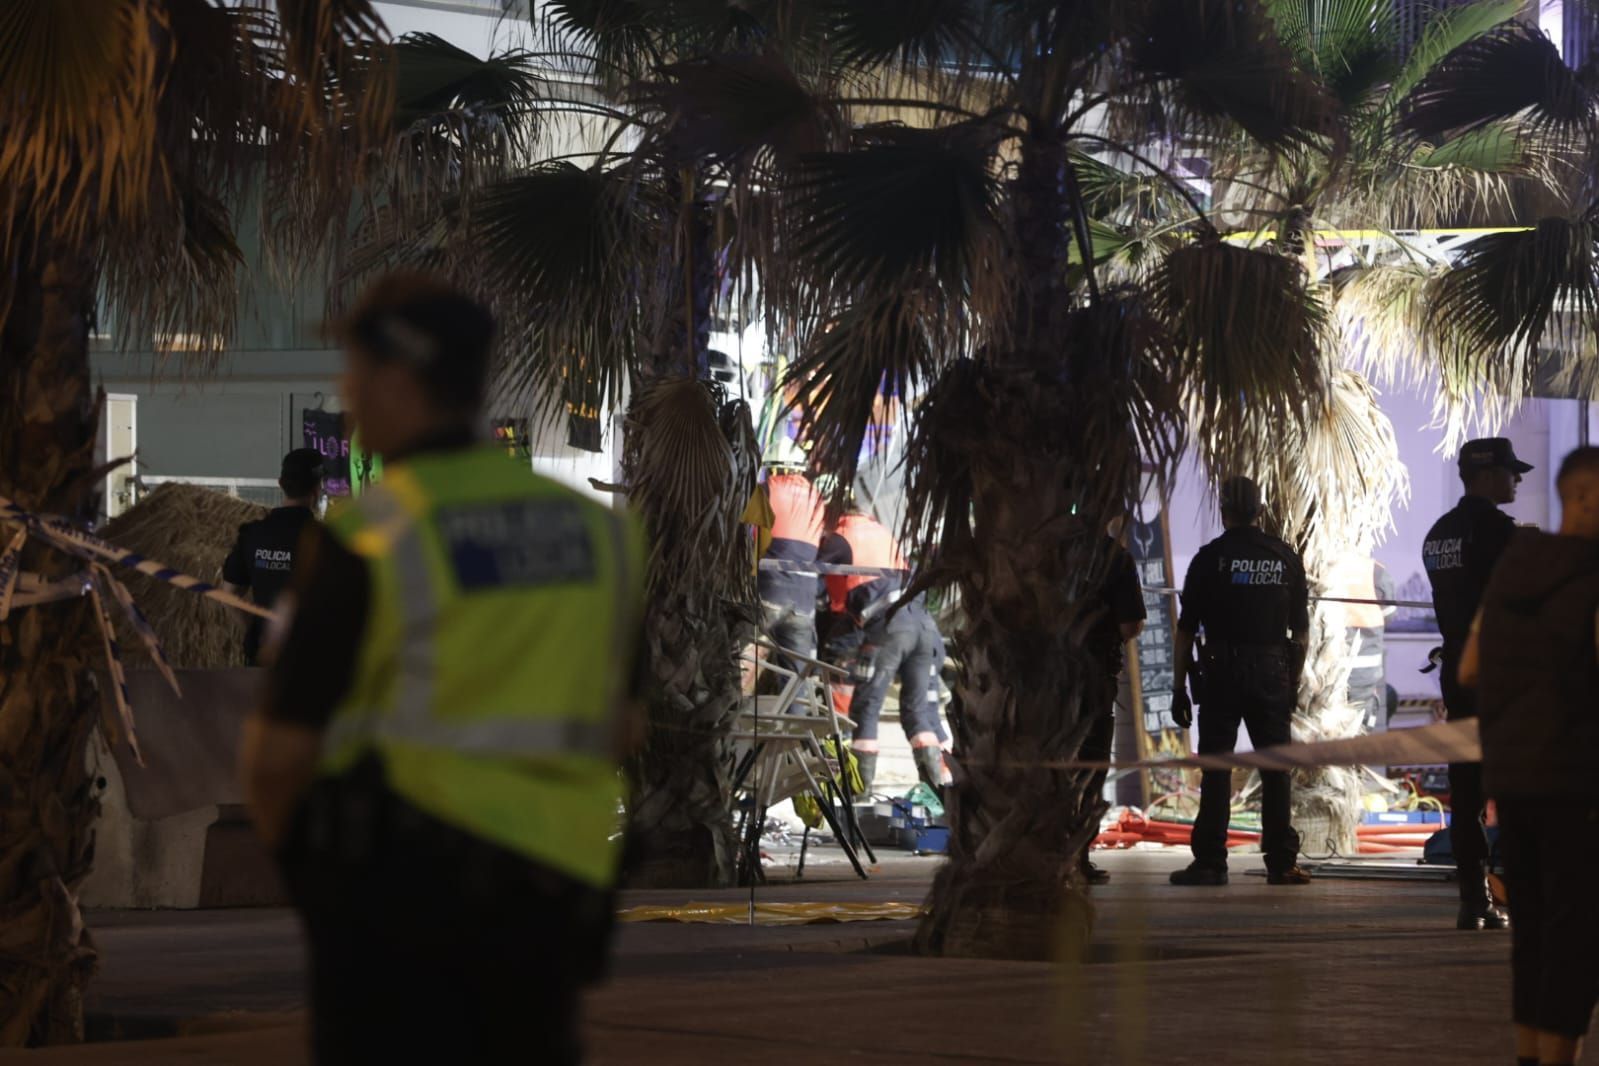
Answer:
[{"left": 0, "top": 848, "right": 1542, "bottom": 1064}]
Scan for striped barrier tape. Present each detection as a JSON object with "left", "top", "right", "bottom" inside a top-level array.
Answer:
[
  {"left": 0, "top": 494, "right": 276, "bottom": 763},
  {"left": 758, "top": 562, "right": 1433, "bottom": 611}
]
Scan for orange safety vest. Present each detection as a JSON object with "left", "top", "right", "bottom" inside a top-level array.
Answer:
[
  {"left": 767, "top": 473, "right": 824, "bottom": 548},
  {"left": 826, "top": 513, "right": 906, "bottom": 613}
]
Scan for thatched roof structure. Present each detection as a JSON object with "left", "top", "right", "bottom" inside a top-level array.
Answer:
[{"left": 98, "top": 483, "right": 268, "bottom": 669}]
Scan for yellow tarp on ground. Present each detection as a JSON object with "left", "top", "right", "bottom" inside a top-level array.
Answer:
[{"left": 617, "top": 901, "right": 925, "bottom": 925}]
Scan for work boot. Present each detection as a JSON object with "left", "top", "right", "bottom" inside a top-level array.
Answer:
[
  {"left": 1169, "top": 863, "right": 1228, "bottom": 886},
  {"left": 1459, "top": 876, "right": 1509, "bottom": 930},
  {"left": 912, "top": 746, "right": 945, "bottom": 792},
  {"left": 1267, "top": 865, "right": 1313, "bottom": 886},
  {"left": 1457, "top": 901, "right": 1510, "bottom": 931},
  {"left": 853, "top": 752, "right": 877, "bottom": 801},
  {"left": 1081, "top": 858, "right": 1111, "bottom": 886}
]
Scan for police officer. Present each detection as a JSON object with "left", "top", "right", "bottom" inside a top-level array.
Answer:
[
  {"left": 240, "top": 274, "right": 643, "bottom": 1064},
  {"left": 758, "top": 466, "right": 825, "bottom": 675},
  {"left": 1422, "top": 436, "right": 1528, "bottom": 931},
  {"left": 1459, "top": 446, "right": 1599, "bottom": 1066},
  {"left": 818, "top": 508, "right": 947, "bottom": 794},
  {"left": 1170, "top": 477, "right": 1311, "bottom": 887},
  {"left": 221, "top": 448, "right": 324, "bottom": 664},
  {"left": 1081, "top": 531, "right": 1147, "bottom": 885}
]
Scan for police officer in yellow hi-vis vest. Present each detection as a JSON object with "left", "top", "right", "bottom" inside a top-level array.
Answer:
[{"left": 241, "top": 274, "right": 644, "bottom": 1065}]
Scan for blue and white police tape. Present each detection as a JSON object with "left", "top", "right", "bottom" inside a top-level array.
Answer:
[
  {"left": 0, "top": 494, "right": 272, "bottom": 620},
  {"left": 0, "top": 493, "right": 276, "bottom": 763}
]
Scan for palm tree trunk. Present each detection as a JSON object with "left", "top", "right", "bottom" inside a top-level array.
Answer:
[
  {"left": 623, "top": 177, "right": 751, "bottom": 888},
  {"left": 916, "top": 135, "right": 1110, "bottom": 958},
  {"left": 0, "top": 245, "right": 103, "bottom": 1045}
]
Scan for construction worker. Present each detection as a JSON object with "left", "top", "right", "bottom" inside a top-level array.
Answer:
[
  {"left": 1170, "top": 477, "right": 1312, "bottom": 887},
  {"left": 818, "top": 508, "right": 946, "bottom": 794},
  {"left": 240, "top": 274, "right": 643, "bottom": 1064},
  {"left": 758, "top": 467, "right": 824, "bottom": 675},
  {"left": 1423, "top": 436, "right": 1528, "bottom": 931},
  {"left": 1460, "top": 446, "right": 1599, "bottom": 1066},
  {"left": 221, "top": 448, "right": 324, "bottom": 664}
]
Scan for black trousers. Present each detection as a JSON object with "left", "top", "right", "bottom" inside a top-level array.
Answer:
[
  {"left": 1439, "top": 666, "right": 1491, "bottom": 904},
  {"left": 1191, "top": 651, "right": 1300, "bottom": 873},
  {"left": 1498, "top": 799, "right": 1599, "bottom": 1038},
  {"left": 282, "top": 764, "right": 611, "bottom": 1064}
]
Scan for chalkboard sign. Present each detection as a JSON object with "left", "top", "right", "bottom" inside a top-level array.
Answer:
[{"left": 1128, "top": 512, "right": 1179, "bottom": 734}]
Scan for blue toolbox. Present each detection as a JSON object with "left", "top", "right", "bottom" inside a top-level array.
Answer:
[{"left": 890, "top": 799, "right": 950, "bottom": 855}]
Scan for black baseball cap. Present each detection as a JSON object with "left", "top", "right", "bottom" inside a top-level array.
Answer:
[
  {"left": 1219, "top": 476, "right": 1262, "bottom": 519},
  {"left": 1458, "top": 437, "right": 1533, "bottom": 475},
  {"left": 281, "top": 448, "right": 326, "bottom": 483}
]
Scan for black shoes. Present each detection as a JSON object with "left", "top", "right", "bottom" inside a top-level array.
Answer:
[
  {"left": 1457, "top": 902, "right": 1510, "bottom": 931},
  {"left": 1267, "top": 865, "right": 1313, "bottom": 886},
  {"left": 1081, "top": 860, "right": 1111, "bottom": 886},
  {"left": 1170, "top": 863, "right": 1229, "bottom": 886}
]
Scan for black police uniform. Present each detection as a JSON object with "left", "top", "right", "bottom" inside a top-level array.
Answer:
[
  {"left": 1422, "top": 493, "right": 1515, "bottom": 911},
  {"left": 1082, "top": 538, "right": 1149, "bottom": 785},
  {"left": 1178, "top": 525, "right": 1308, "bottom": 874},
  {"left": 222, "top": 505, "right": 316, "bottom": 663}
]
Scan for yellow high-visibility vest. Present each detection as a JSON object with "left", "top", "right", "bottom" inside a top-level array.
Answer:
[{"left": 318, "top": 446, "right": 644, "bottom": 888}]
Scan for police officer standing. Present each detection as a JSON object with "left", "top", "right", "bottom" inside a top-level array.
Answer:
[
  {"left": 1081, "top": 530, "right": 1147, "bottom": 885},
  {"left": 221, "top": 448, "right": 324, "bottom": 664},
  {"left": 240, "top": 274, "right": 643, "bottom": 1064},
  {"left": 1422, "top": 436, "right": 1528, "bottom": 931},
  {"left": 1170, "top": 477, "right": 1311, "bottom": 887}
]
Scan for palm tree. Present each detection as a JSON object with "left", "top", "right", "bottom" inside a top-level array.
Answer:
[
  {"left": 438, "top": 1, "right": 848, "bottom": 887},
  {"left": 761, "top": 0, "right": 1349, "bottom": 958},
  {"left": 1382, "top": 10, "right": 1599, "bottom": 410},
  {"left": 1191, "top": 0, "right": 1548, "bottom": 854},
  {"left": 0, "top": 1, "right": 397, "bottom": 1043}
]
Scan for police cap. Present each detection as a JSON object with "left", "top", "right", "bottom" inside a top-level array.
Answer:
[
  {"left": 281, "top": 447, "right": 325, "bottom": 484},
  {"left": 1459, "top": 437, "right": 1533, "bottom": 475}
]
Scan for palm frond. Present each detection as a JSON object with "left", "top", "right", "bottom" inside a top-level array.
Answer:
[
  {"left": 624, "top": 379, "right": 751, "bottom": 593},
  {"left": 1424, "top": 218, "right": 1599, "bottom": 413},
  {"left": 1264, "top": 0, "right": 1396, "bottom": 110},
  {"left": 473, "top": 163, "right": 655, "bottom": 422},
  {"left": 784, "top": 122, "right": 1005, "bottom": 301},
  {"left": 392, "top": 33, "right": 543, "bottom": 141},
  {"left": 542, "top": 0, "right": 661, "bottom": 83},
  {"left": 1330, "top": 262, "right": 1432, "bottom": 389},
  {"left": 781, "top": 295, "right": 937, "bottom": 497},
  {"left": 1400, "top": 23, "right": 1595, "bottom": 143},
  {"left": 0, "top": 0, "right": 165, "bottom": 248},
  {"left": 636, "top": 52, "right": 839, "bottom": 168},
  {"left": 1126, "top": 0, "right": 1340, "bottom": 155},
  {"left": 1151, "top": 238, "right": 1329, "bottom": 476},
  {"left": 1387, "top": 0, "right": 1521, "bottom": 106},
  {"left": 820, "top": 0, "right": 980, "bottom": 70}
]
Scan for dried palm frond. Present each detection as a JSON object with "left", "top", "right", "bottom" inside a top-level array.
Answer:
[
  {"left": 625, "top": 379, "right": 745, "bottom": 587},
  {"left": 98, "top": 483, "right": 267, "bottom": 670}
]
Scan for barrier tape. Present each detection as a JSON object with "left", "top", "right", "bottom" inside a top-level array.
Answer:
[
  {"left": 0, "top": 494, "right": 274, "bottom": 762},
  {"left": 759, "top": 561, "right": 1433, "bottom": 611}
]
